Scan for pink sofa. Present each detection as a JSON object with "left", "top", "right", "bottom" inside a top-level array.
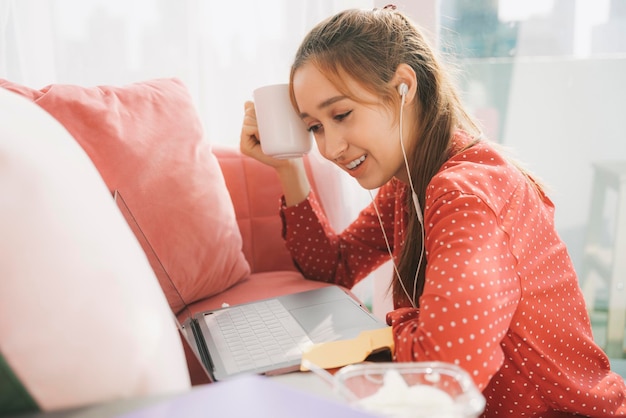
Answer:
[
  {"left": 0, "top": 77, "right": 340, "bottom": 387},
  {"left": 194, "top": 146, "right": 332, "bottom": 311}
]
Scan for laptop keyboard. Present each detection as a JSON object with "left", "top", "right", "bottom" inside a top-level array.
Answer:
[{"left": 203, "top": 299, "right": 314, "bottom": 375}]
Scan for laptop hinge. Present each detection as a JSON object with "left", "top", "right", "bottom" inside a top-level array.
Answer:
[{"left": 189, "top": 318, "right": 216, "bottom": 380}]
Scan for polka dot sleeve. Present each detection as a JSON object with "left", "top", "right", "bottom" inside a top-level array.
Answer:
[{"left": 389, "top": 191, "right": 520, "bottom": 390}]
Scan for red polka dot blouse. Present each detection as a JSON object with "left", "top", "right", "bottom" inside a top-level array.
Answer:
[{"left": 280, "top": 137, "right": 626, "bottom": 416}]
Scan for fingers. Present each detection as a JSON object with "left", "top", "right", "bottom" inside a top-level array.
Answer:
[
  {"left": 240, "top": 100, "right": 261, "bottom": 157},
  {"left": 242, "top": 100, "right": 257, "bottom": 129}
]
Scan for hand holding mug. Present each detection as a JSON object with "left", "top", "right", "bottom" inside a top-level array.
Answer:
[{"left": 252, "top": 83, "right": 312, "bottom": 159}]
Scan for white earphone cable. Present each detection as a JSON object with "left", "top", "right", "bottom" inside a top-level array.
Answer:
[
  {"left": 366, "top": 87, "right": 425, "bottom": 309},
  {"left": 368, "top": 189, "right": 417, "bottom": 309}
]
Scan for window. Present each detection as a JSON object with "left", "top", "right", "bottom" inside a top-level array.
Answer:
[{"left": 439, "top": 0, "right": 626, "bottom": 354}]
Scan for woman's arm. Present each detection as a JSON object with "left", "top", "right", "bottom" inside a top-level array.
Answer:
[
  {"left": 241, "top": 99, "right": 400, "bottom": 287},
  {"left": 275, "top": 158, "right": 310, "bottom": 207},
  {"left": 281, "top": 181, "right": 403, "bottom": 288},
  {"left": 387, "top": 192, "right": 520, "bottom": 391}
]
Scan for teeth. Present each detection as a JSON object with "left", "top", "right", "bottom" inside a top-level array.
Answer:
[{"left": 346, "top": 155, "right": 366, "bottom": 170}]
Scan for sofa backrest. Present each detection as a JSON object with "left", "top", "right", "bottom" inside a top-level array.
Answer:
[{"left": 213, "top": 146, "right": 321, "bottom": 274}]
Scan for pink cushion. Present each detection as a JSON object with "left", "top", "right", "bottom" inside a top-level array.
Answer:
[{"left": 0, "top": 78, "right": 250, "bottom": 314}]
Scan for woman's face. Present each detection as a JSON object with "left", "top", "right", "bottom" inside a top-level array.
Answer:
[{"left": 292, "top": 63, "right": 413, "bottom": 189}]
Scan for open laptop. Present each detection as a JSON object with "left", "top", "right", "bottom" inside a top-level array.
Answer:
[{"left": 113, "top": 191, "right": 387, "bottom": 381}]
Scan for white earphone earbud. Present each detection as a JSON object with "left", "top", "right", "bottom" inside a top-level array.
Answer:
[{"left": 398, "top": 82, "right": 408, "bottom": 97}]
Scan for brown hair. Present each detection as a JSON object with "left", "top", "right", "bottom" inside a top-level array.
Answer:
[{"left": 289, "top": 8, "right": 481, "bottom": 306}]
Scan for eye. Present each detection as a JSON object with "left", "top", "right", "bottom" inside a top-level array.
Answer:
[
  {"left": 307, "top": 123, "right": 322, "bottom": 133},
  {"left": 334, "top": 110, "right": 352, "bottom": 121}
]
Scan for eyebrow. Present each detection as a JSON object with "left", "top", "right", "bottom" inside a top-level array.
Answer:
[{"left": 299, "top": 95, "right": 347, "bottom": 119}]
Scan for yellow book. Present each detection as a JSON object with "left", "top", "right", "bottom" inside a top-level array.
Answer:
[{"left": 301, "top": 327, "right": 395, "bottom": 371}]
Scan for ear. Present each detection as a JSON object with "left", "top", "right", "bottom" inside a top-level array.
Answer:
[{"left": 391, "top": 63, "right": 417, "bottom": 104}]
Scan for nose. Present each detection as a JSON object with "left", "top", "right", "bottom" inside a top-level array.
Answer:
[{"left": 322, "top": 128, "right": 348, "bottom": 162}]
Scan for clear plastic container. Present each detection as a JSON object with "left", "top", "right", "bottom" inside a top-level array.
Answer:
[{"left": 333, "top": 362, "right": 485, "bottom": 418}]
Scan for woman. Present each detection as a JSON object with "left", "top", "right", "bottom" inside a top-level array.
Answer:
[{"left": 240, "top": 7, "right": 626, "bottom": 417}]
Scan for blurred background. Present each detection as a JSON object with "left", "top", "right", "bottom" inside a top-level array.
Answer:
[{"left": 1, "top": 0, "right": 624, "bottom": 357}]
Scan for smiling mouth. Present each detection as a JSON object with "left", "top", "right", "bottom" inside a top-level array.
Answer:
[{"left": 345, "top": 155, "right": 366, "bottom": 170}]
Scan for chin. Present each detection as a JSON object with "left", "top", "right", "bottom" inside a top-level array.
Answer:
[{"left": 356, "top": 177, "right": 385, "bottom": 191}]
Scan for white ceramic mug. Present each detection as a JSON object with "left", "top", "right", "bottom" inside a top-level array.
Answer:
[{"left": 253, "top": 83, "right": 312, "bottom": 159}]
